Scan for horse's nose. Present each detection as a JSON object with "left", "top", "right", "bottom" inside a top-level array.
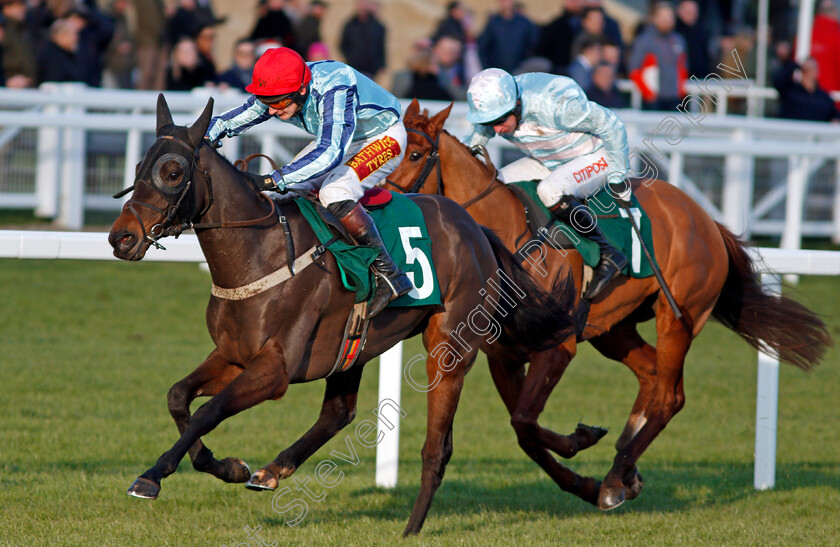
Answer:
[{"left": 109, "top": 229, "right": 137, "bottom": 257}]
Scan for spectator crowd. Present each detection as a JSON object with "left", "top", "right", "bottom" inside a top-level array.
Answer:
[{"left": 1, "top": 0, "right": 839, "bottom": 122}]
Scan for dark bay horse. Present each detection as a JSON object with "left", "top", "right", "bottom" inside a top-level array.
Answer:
[
  {"left": 107, "top": 95, "right": 578, "bottom": 536},
  {"left": 386, "top": 100, "right": 831, "bottom": 510}
]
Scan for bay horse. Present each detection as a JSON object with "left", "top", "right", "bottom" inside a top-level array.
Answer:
[
  {"left": 386, "top": 100, "right": 831, "bottom": 510},
  {"left": 107, "top": 95, "right": 578, "bottom": 536}
]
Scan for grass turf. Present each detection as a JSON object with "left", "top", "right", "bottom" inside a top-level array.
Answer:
[{"left": 0, "top": 257, "right": 837, "bottom": 546}]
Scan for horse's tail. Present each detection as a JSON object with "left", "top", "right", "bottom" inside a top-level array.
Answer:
[
  {"left": 711, "top": 222, "right": 831, "bottom": 370},
  {"left": 480, "top": 226, "right": 577, "bottom": 350}
]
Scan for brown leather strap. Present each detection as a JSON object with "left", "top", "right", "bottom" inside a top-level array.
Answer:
[{"left": 234, "top": 153, "right": 281, "bottom": 173}]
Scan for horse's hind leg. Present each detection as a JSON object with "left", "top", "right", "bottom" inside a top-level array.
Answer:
[
  {"left": 166, "top": 349, "right": 251, "bottom": 484},
  {"left": 589, "top": 322, "right": 659, "bottom": 501},
  {"left": 503, "top": 347, "right": 604, "bottom": 505},
  {"left": 595, "top": 308, "right": 692, "bottom": 510},
  {"left": 247, "top": 366, "right": 364, "bottom": 490}
]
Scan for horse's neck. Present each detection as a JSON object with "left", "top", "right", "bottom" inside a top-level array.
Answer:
[
  {"left": 193, "top": 149, "right": 296, "bottom": 288},
  {"left": 440, "top": 133, "right": 530, "bottom": 249}
]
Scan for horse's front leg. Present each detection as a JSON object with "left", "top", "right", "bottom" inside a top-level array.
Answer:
[
  {"left": 166, "top": 349, "right": 251, "bottom": 484},
  {"left": 247, "top": 366, "right": 364, "bottom": 490},
  {"left": 127, "top": 340, "right": 289, "bottom": 499}
]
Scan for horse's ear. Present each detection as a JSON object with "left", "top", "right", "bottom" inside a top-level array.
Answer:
[
  {"left": 404, "top": 98, "right": 420, "bottom": 121},
  {"left": 430, "top": 102, "right": 454, "bottom": 132},
  {"left": 188, "top": 98, "right": 215, "bottom": 147},
  {"left": 156, "top": 93, "right": 173, "bottom": 135}
]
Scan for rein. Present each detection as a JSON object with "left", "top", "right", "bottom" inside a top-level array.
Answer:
[{"left": 385, "top": 127, "right": 500, "bottom": 209}]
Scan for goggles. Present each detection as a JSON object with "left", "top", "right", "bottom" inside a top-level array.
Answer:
[
  {"left": 480, "top": 110, "right": 514, "bottom": 127},
  {"left": 258, "top": 92, "right": 298, "bottom": 110}
]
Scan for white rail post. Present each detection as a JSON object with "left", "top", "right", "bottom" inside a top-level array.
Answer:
[
  {"left": 754, "top": 273, "right": 781, "bottom": 490},
  {"left": 56, "top": 84, "right": 87, "bottom": 229},
  {"left": 375, "top": 342, "right": 403, "bottom": 488},
  {"left": 123, "top": 108, "right": 142, "bottom": 200},
  {"left": 723, "top": 129, "right": 754, "bottom": 237},
  {"left": 781, "top": 155, "right": 809, "bottom": 283},
  {"left": 35, "top": 86, "right": 60, "bottom": 219},
  {"left": 833, "top": 159, "right": 840, "bottom": 245}
]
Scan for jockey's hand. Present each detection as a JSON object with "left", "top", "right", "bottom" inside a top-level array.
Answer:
[
  {"left": 244, "top": 171, "right": 280, "bottom": 192},
  {"left": 204, "top": 136, "right": 223, "bottom": 149},
  {"left": 609, "top": 180, "right": 632, "bottom": 207}
]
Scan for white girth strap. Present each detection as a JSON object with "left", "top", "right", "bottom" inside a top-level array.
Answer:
[{"left": 211, "top": 244, "right": 321, "bottom": 300}]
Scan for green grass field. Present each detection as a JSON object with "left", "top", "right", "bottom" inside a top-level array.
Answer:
[{"left": 0, "top": 257, "right": 838, "bottom": 546}]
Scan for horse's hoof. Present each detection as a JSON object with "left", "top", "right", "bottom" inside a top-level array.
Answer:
[
  {"left": 220, "top": 458, "right": 252, "bottom": 483},
  {"left": 245, "top": 469, "right": 278, "bottom": 491},
  {"left": 598, "top": 484, "right": 626, "bottom": 510},
  {"left": 624, "top": 469, "right": 644, "bottom": 500},
  {"left": 575, "top": 423, "right": 609, "bottom": 448},
  {"left": 127, "top": 477, "right": 160, "bottom": 500}
]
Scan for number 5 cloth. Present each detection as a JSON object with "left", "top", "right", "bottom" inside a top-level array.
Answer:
[{"left": 295, "top": 191, "right": 442, "bottom": 307}]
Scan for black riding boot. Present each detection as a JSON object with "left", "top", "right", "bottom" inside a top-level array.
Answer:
[
  {"left": 549, "top": 196, "right": 629, "bottom": 300},
  {"left": 329, "top": 200, "right": 414, "bottom": 318}
]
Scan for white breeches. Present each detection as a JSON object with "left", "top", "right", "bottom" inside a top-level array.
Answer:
[{"left": 498, "top": 150, "right": 625, "bottom": 207}]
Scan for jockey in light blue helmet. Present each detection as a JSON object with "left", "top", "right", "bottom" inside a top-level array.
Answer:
[{"left": 464, "top": 68, "right": 630, "bottom": 300}]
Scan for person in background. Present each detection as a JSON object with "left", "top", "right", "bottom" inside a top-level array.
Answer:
[
  {"left": 217, "top": 38, "right": 256, "bottom": 91},
  {"left": 251, "top": 0, "right": 295, "bottom": 49},
  {"left": 773, "top": 57, "right": 840, "bottom": 122},
  {"left": 340, "top": 0, "right": 386, "bottom": 79},
  {"left": 433, "top": 1, "right": 466, "bottom": 45},
  {"left": 133, "top": 0, "right": 167, "bottom": 90},
  {"left": 566, "top": 36, "right": 600, "bottom": 89},
  {"left": 193, "top": 24, "right": 218, "bottom": 83},
  {"left": 165, "top": 36, "right": 213, "bottom": 90},
  {"left": 205, "top": 47, "right": 414, "bottom": 317},
  {"left": 674, "top": 0, "right": 710, "bottom": 78},
  {"left": 37, "top": 17, "right": 84, "bottom": 84},
  {"left": 477, "top": 0, "right": 537, "bottom": 73},
  {"left": 0, "top": 0, "right": 36, "bottom": 88},
  {"left": 585, "top": 0, "right": 624, "bottom": 59},
  {"left": 571, "top": 6, "right": 605, "bottom": 58},
  {"left": 306, "top": 41, "right": 329, "bottom": 61},
  {"left": 66, "top": 4, "right": 115, "bottom": 88},
  {"left": 293, "top": 0, "right": 326, "bottom": 59},
  {"left": 586, "top": 61, "right": 626, "bottom": 109},
  {"left": 103, "top": 0, "right": 135, "bottom": 88},
  {"left": 167, "top": 0, "right": 215, "bottom": 47},
  {"left": 629, "top": 2, "right": 687, "bottom": 111},
  {"left": 537, "top": 0, "right": 584, "bottom": 75},
  {"left": 808, "top": 0, "right": 840, "bottom": 97}
]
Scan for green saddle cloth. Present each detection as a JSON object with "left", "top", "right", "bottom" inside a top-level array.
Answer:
[
  {"left": 295, "top": 193, "right": 442, "bottom": 306},
  {"left": 508, "top": 181, "right": 658, "bottom": 278}
]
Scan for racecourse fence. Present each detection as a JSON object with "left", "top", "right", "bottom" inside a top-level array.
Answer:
[
  {"left": 2, "top": 229, "right": 838, "bottom": 491},
  {"left": 2, "top": 84, "right": 840, "bottom": 255}
]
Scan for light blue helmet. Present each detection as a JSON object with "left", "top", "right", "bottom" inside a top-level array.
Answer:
[{"left": 466, "top": 68, "right": 519, "bottom": 124}]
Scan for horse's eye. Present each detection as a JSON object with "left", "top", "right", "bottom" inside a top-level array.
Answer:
[
  {"left": 409, "top": 151, "right": 422, "bottom": 161},
  {"left": 168, "top": 171, "right": 180, "bottom": 181}
]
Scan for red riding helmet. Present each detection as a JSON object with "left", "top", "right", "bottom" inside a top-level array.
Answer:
[{"left": 246, "top": 47, "right": 312, "bottom": 96}]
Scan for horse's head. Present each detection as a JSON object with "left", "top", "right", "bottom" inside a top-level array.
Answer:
[
  {"left": 109, "top": 94, "right": 214, "bottom": 260},
  {"left": 388, "top": 100, "right": 499, "bottom": 205},
  {"left": 386, "top": 99, "right": 453, "bottom": 195}
]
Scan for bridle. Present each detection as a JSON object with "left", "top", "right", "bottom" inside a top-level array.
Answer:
[
  {"left": 113, "top": 134, "right": 278, "bottom": 252},
  {"left": 384, "top": 127, "right": 501, "bottom": 209}
]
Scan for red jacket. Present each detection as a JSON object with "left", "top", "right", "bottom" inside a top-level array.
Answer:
[{"left": 810, "top": 14, "right": 840, "bottom": 92}]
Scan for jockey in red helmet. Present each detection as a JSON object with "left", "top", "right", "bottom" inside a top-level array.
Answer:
[{"left": 206, "top": 47, "right": 413, "bottom": 318}]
